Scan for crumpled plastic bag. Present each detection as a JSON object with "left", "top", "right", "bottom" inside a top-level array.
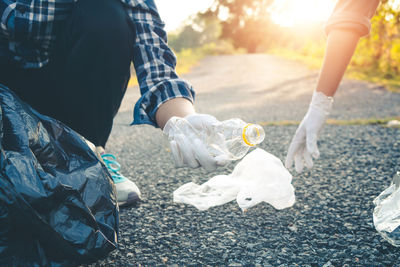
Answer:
[
  {"left": 173, "top": 148, "right": 295, "bottom": 211},
  {"left": 373, "top": 171, "right": 400, "bottom": 247},
  {"left": 0, "top": 85, "right": 119, "bottom": 266}
]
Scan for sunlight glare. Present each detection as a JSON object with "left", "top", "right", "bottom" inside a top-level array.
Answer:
[
  {"left": 155, "top": 0, "right": 214, "bottom": 32},
  {"left": 271, "top": 0, "right": 337, "bottom": 27},
  {"left": 391, "top": 0, "right": 400, "bottom": 10}
]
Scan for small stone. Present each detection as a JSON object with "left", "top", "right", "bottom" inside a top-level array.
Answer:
[
  {"left": 387, "top": 120, "right": 400, "bottom": 127},
  {"left": 322, "top": 261, "right": 333, "bottom": 267},
  {"left": 224, "top": 231, "right": 235, "bottom": 236},
  {"left": 288, "top": 224, "right": 298, "bottom": 232}
]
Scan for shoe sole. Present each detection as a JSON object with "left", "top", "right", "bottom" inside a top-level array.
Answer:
[{"left": 118, "top": 192, "right": 141, "bottom": 207}]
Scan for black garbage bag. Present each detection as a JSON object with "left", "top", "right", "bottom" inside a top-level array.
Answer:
[{"left": 0, "top": 85, "right": 119, "bottom": 266}]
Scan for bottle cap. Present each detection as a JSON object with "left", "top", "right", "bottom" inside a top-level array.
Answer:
[{"left": 242, "top": 124, "right": 265, "bottom": 146}]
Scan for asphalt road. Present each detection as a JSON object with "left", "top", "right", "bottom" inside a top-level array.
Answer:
[{"left": 88, "top": 54, "right": 400, "bottom": 266}]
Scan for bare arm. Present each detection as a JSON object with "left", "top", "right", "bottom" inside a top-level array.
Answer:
[
  {"left": 155, "top": 98, "right": 196, "bottom": 129},
  {"left": 316, "top": 29, "right": 361, "bottom": 96},
  {"left": 286, "top": 29, "right": 362, "bottom": 172}
]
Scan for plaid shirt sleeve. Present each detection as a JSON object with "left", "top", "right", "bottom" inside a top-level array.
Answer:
[{"left": 122, "top": 0, "right": 196, "bottom": 127}]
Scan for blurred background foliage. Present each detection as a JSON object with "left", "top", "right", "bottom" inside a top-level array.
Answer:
[{"left": 166, "top": 0, "right": 400, "bottom": 91}]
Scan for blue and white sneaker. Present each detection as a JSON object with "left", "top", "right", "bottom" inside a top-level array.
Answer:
[{"left": 101, "top": 153, "right": 141, "bottom": 206}]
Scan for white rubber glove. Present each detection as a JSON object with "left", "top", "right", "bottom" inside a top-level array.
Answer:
[
  {"left": 163, "top": 114, "right": 229, "bottom": 172},
  {"left": 285, "top": 91, "right": 333, "bottom": 173}
]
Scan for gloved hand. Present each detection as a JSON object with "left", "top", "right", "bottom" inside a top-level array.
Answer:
[
  {"left": 285, "top": 91, "right": 333, "bottom": 172},
  {"left": 163, "top": 113, "right": 229, "bottom": 172}
]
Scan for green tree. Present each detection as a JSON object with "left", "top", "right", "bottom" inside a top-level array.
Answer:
[
  {"left": 169, "top": 26, "right": 202, "bottom": 52},
  {"left": 168, "top": 10, "right": 222, "bottom": 52},
  {"left": 353, "top": 0, "right": 400, "bottom": 77},
  {"left": 211, "top": 0, "right": 276, "bottom": 52}
]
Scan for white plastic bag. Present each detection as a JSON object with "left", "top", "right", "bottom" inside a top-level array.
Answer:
[
  {"left": 173, "top": 148, "right": 296, "bottom": 211},
  {"left": 373, "top": 172, "right": 400, "bottom": 246}
]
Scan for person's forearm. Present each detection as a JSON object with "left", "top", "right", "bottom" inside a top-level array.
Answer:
[
  {"left": 155, "top": 98, "right": 196, "bottom": 129},
  {"left": 316, "top": 30, "right": 361, "bottom": 97}
]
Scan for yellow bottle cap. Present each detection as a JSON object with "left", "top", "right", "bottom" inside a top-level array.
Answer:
[{"left": 242, "top": 123, "right": 260, "bottom": 147}]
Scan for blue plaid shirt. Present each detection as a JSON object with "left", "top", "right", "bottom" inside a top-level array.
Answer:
[{"left": 0, "top": 0, "right": 195, "bottom": 126}]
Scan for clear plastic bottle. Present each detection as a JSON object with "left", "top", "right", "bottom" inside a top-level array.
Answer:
[
  {"left": 206, "top": 118, "right": 265, "bottom": 160},
  {"left": 166, "top": 117, "right": 265, "bottom": 162}
]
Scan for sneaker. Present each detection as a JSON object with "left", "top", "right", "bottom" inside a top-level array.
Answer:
[{"left": 101, "top": 153, "right": 141, "bottom": 206}]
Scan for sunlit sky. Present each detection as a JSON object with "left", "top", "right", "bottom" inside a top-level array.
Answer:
[
  {"left": 155, "top": 0, "right": 337, "bottom": 32},
  {"left": 270, "top": 0, "right": 337, "bottom": 27},
  {"left": 155, "top": 0, "right": 214, "bottom": 32}
]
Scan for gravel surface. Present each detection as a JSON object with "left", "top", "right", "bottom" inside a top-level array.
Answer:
[{"left": 86, "top": 54, "right": 400, "bottom": 266}]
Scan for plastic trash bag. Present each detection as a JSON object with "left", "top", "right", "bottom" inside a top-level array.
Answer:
[
  {"left": 173, "top": 148, "right": 295, "bottom": 211},
  {"left": 373, "top": 171, "right": 400, "bottom": 247},
  {"left": 0, "top": 85, "right": 119, "bottom": 266}
]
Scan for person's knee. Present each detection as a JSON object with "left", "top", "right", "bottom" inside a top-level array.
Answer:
[{"left": 73, "top": 0, "right": 135, "bottom": 47}]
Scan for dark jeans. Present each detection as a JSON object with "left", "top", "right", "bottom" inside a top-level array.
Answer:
[{"left": 0, "top": 0, "right": 135, "bottom": 147}]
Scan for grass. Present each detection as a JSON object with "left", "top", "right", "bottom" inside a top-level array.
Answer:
[
  {"left": 346, "top": 69, "right": 400, "bottom": 93},
  {"left": 174, "top": 48, "right": 207, "bottom": 75}
]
